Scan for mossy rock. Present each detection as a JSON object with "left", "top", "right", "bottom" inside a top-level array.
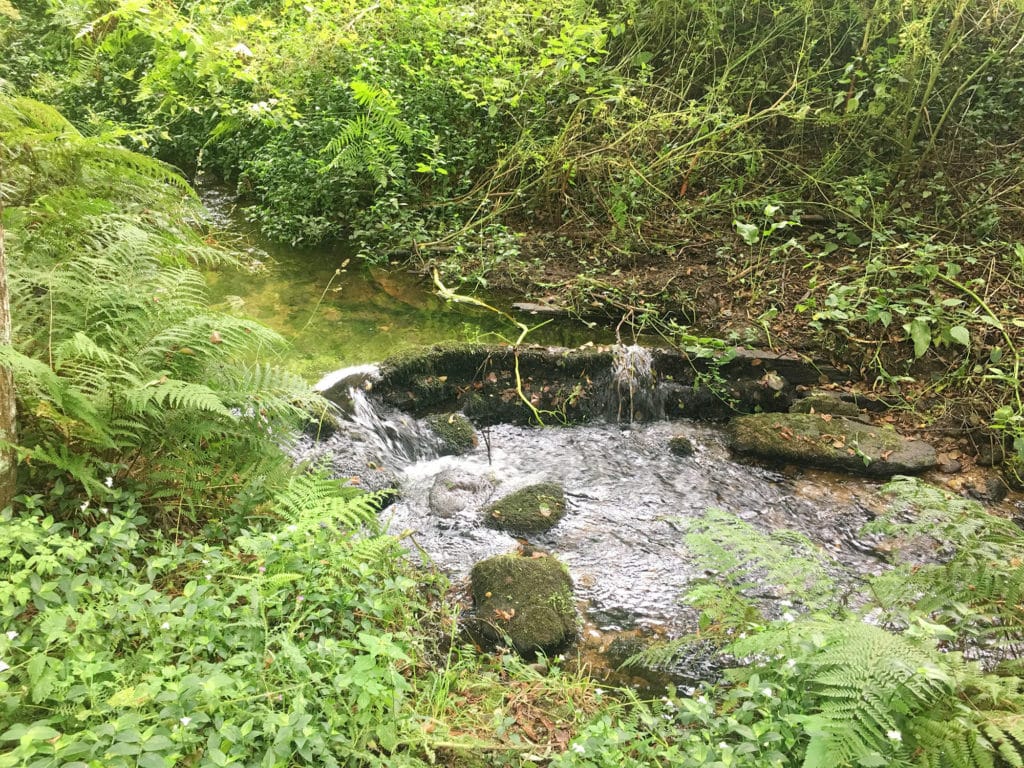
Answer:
[
  {"left": 727, "top": 412, "right": 937, "bottom": 476},
  {"left": 668, "top": 435, "right": 695, "bottom": 457},
  {"left": 425, "top": 413, "right": 477, "bottom": 455},
  {"left": 789, "top": 392, "right": 862, "bottom": 418},
  {"left": 483, "top": 482, "right": 566, "bottom": 533},
  {"left": 470, "top": 553, "right": 576, "bottom": 655}
]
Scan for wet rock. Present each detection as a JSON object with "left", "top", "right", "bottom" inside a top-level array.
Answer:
[
  {"left": 470, "top": 553, "right": 576, "bottom": 655},
  {"left": 604, "top": 634, "right": 723, "bottom": 688},
  {"left": 483, "top": 482, "right": 567, "bottom": 533},
  {"left": 302, "top": 406, "right": 341, "bottom": 441},
  {"left": 789, "top": 392, "right": 861, "bottom": 418},
  {"left": 425, "top": 413, "right": 477, "bottom": 455},
  {"left": 428, "top": 469, "right": 495, "bottom": 518},
  {"left": 375, "top": 343, "right": 846, "bottom": 423},
  {"left": 964, "top": 474, "right": 1009, "bottom": 503},
  {"left": 668, "top": 435, "right": 695, "bottom": 457},
  {"left": 315, "top": 363, "right": 380, "bottom": 412},
  {"left": 977, "top": 441, "right": 1009, "bottom": 467},
  {"left": 937, "top": 458, "right": 963, "bottom": 474},
  {"left": 727, "top": 412, "right": 937, "bottom": 477}
]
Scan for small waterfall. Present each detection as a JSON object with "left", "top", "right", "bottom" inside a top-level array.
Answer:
[
  {"left": 609, "top": 344, "right": 665, "bottom": 422},
  {"left": 303, "top": 365, "right": 445, "bottom": 483},
  {"left": 347, "top": 388, "right": 444, "bottom": 467}
]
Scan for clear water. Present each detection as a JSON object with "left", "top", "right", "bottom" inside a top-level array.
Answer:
[{"left": 200, "top": 186, "right": 604, "bottom": 381}]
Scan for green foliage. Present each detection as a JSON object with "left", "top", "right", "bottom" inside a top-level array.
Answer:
[
  {"left": 2, "top": 94, "right": 323, "bottom": 514},
  {"left": 0, "top": 477, "right": 444, "bottom": 768}
]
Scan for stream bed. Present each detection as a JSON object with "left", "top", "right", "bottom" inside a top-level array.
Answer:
[{"left": 304, "top": 394, "right": 891, "bottom": 635}]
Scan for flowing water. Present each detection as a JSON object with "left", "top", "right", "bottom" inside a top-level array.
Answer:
[
  {"left": 200, "top": 188, "right": 961, "bottom": 684},
  {"left": 300, "top": 367, "right": 891, "bottom": 639}
]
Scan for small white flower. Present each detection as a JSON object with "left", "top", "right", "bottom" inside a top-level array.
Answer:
[
  {"left": 287, "top": 524, "right": 298, "bottom": 532},
  {"left": 718, "top": 741, "right": 729, "bottom": 750},
  {"left": 180, "top": 716, "right": 192, "bottom": 726},
  {"left": 571, "top": 743, "right": 586, "bottom": 754},
  {"left": 160, "top": 622, "right": 171, "bottom": 630},
  {"left": 761, "top": 687, "right": 773, "bottom": 697},
  {"left": 782, "top": 612, "right": 796, "bottom": 622},
  {"left": 5, "top": 631, "right": 17, "bottom": 641},
  {"left": 887, "top": 730, "right": 902, "bottom": 742},
  {"left": 0, "top": 659, "right": 9, "bottom": 673},
  {"left": 105, "top": 476, "right": 114, "bottom": 488},
  {"left": 80, "top": 500, "right": 90, "bottom": 512},
  {"left": 205, "top": 574, "right": 212, "bottom": 581},
  {"left": 787, "top": 658, "right": 798, "bottom": 668}
]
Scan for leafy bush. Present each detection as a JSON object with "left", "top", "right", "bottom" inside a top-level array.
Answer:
[{"left": 0, "top": 474, "right": 445, "bottom": 768}]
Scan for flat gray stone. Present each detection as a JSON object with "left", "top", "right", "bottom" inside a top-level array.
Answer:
[{"left": 727, "top": 412, "right": 936, "bottom": 476}]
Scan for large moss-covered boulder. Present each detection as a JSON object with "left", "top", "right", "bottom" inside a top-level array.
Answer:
[
  {"left": 727, "top": 412, "right": 936, "bottom": 476},
  {"left": 470, "top": 553, "right": 576, "bottom": 655},
  {"left": 483, "top": 483, "right": 567, "bottom": 533},
  {"left": 425, "top": 413, "right": 477, "bottom": 455}
]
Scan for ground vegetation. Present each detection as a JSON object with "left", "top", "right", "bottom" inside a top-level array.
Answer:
[{"left": 3, "top": 1, "right": 1024, "bottom": 765}]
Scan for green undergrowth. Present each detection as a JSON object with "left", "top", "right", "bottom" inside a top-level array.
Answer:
[{"left": 0, "top": 93, "right": 612, "bottom": 767}]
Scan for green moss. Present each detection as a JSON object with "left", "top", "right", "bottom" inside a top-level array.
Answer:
[
  {"left": 425, "top": 413, "right": 477, "bottom": 455},
  {"left": 470, "top": 553, "right": 576, "bottom": 655},
  {"left": 483, "top": 482, "right": 566, "bottom": 533},
  {"left": 790, "top": 392, "right": 862, "bottom": 418}
]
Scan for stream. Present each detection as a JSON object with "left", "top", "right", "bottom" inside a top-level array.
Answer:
[{"left": 200, "top": 188, "right": 923, "bottom": 684}]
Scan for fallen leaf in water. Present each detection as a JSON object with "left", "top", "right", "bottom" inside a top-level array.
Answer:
[{"left": 494, "top": 608, "right": 516, "bottom": 621}]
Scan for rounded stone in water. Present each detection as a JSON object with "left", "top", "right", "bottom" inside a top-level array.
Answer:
[{"left": 429, "top": 468, "right": 495, "bottom": 519}]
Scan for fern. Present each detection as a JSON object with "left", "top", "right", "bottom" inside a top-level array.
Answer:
[
  {"left": 681, "top": 508, "right": 839, "bottom": 614},
  {"left": 322, "top": 80, "right": 413, "bottom": 187},
  {"left": 273, "top": 473, "right": 384, "bottom": 533},
  {"left": 728, "top": 619, "right": 1024, "bottom": 768},
  {"left": 3, "top": 95, "right": 329, "bottom": 516},
  {"left": 866, "top": 477, "right": 1024, "bottom": 660}
]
